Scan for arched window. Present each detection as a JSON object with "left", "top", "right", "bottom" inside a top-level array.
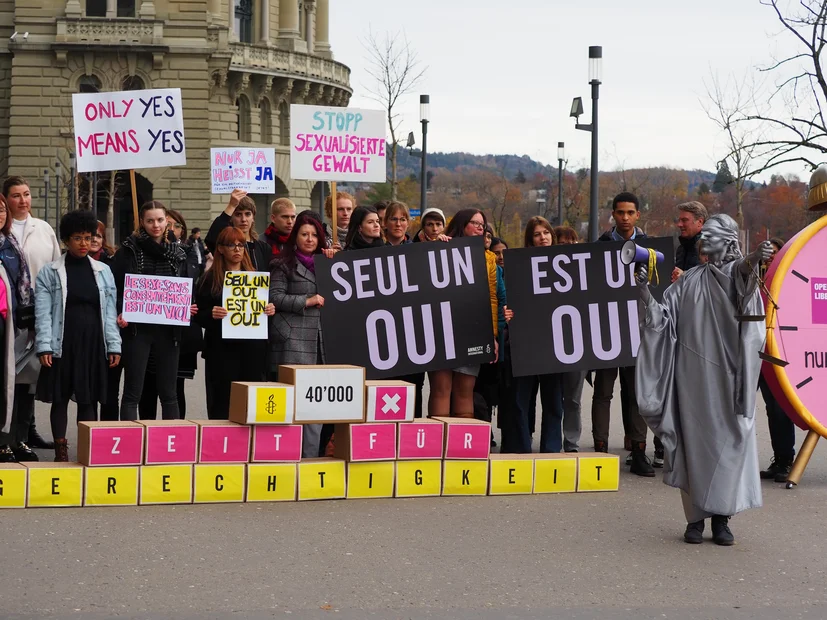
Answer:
[
  {"left": 78, "top": 75, "right": 102, "bottom": 93},
  {"left": 260, "top": 99, "right": 272, "bottom": 143},
  {"left": 122, "top": 75, "right": 145, "bottom": 91},
  {"left": 237, "top": 95, "right": 251, "bottom": 142},
  {"left": 278, "top": 101, "right": 289, "bottom": 146}
]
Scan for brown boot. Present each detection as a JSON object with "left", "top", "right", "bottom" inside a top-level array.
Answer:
[{"left": 54, "top": 438, "right": 69, "bottom": 462}]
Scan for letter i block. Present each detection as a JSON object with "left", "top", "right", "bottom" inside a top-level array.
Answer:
[
  {"left": 139, "top": 420, "right": 197, "bottom": 465},
  {"left": 533, "top": 455, "right": 578, "bottom": 494},
  {"left": 194, "top": 464, "right": 246, "bottom": 503},
  {"left": 25, "top": 463, "right": 84, "bottom": 508},
  {"left": 195, "top": 421, "right": 251, "bottom": 463},
  {"left": 488, "top": 455, "right": 534, "bottom": 495},
  {"left": 397, "top": 419, "right": 444, "bottom": 459},
  {"left": 0, "top": 463, "right": 28, "bottom": 508},
  {"left": 139, "top": 465, "right": 193, "bottom": 505},
  {"left": 365, "top": 380, "right": 415, "bottom": 422},
  {"left": 394, "top": 460, "right": 442, "bottom": 497},
  {"left": 577, "top": 453, "right": 620, "bottom": 492},
  {"left": 77, "top": 421, "right": 144, "bottom": 466},
  {"left": 433, "top": 417, "right": 491, "bottom": 459},
  {"left": 250, "top": 425, "right": 302, "bottom": 462},
  {"left": 246, "top": 464, "right": 297, "bottom": 502},
  {"left": 297, "top": 458, "right": 346, "bottom": 501},
  {"left": 442, "top": 460, "right": 489, "bottom": 496},
  {"left": 333, "top": 423, "right": 396, "bottom": 461},
  {"left": 346, "top": 462, "right": 394, "bottom": 499},
  {"left": 85, "top": 467, "right": 139, "bottom": 506}
]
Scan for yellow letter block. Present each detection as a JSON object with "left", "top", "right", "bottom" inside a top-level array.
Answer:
[
  {"left": 489, "top": 455, "right": 534, "bottom": 495},
  {"left": 534, "top": 456, "right": 578, "bottom": 494},
  {"left": 246, "top": 464, "right": 297, "bottom": 502},
  {"left": 0, "top": 463, "right": 27, "bottom": 508},
  {"left": 194, "top": 464, "right": 246, "bottom": 503},
  {"left": 347, "top": 462, "right": 394, "bottom": 499},
  {"left": 298, "top": 458, "right": 346, "bottom": 501},
  {"left": 85, "top": 467, "right": 139, "bottom": 506},
  {"left": 140, "top": 465, "right": 193, "bottom": 505},
  {"left": 25, "top": 463, "right": 84, "bottom": 508},
  {"left": 395, "top": 460, "right": 441, "bottom": 497},
  {"left": 442, "top": 460, "right": 488, "bottom": 496},
  {"left": 577, "top": 453, "right": 620, "bottom": 492}
]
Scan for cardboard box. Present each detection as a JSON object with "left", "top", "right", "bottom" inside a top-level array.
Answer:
[
  {"left": 394, "top": 460, "right": 442, "bottom": 498},
  {"left": 534, "top": 454, "right": 578, "bottom": 494},
  {"left": 365, "top": 380, "right": 415, "bottom": 422},
  {"left": 333, "top": 423, "right": 397, "bottom": 462},
  {"left": 397, "top": 419, "right": 445, "bottom": 460},
  {"left": 442, "top": 460, "right": 489, "bottom": 496},
  {"left": 488, "top": 454, "right": 534, "bottom": 495},
  {"left": 228, "top": 382, "right": 296, "bottom": 424},
  {"left": 346, "top": 461, "right": 395, "bottom": 499},
  {"left": 279, "top": 365, "right": 365, "bottom": 423},
  {"left": 250, "top": 425, "right": 303, "bottom": 462},
  {"left": 431, "top": 417, "right": 491, "bottom": 460},
  {"left": 297, "top": 457, "right": 346, "bottom": 500},
  {"left": 194, "top": 420, "right": 251, "bottom": 463},
  {"left": 139, "top": 420, "right": 198, "bottom": 465},
  {"left": 246, "top": 463, "right": 297, "bottom": 502},
  {"left": 0, "top": 463, "right": 27, "bottom": 508},
  {"left": 139, "top": 464, "right": 194, "bottom": 505},
  {"left": 77, "top": 421, "right": 144, "bottom": 467},
  {"left": 194, "top": 464, "right": 246, "bottom": 503},
  {"left": 25, "top": 462, "right": 84, "bottom": 508},
  {"left": 576, "top": 452, "right": 620, "bottom": 492},
  {"left": 84, "top": 466, "right": 140, "bottom": 506}
]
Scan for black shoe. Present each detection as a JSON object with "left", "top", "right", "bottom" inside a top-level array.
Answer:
[
  {"left": 774, "top": 461, "right": 793, "bottom": 483},
  {"left": 630, "top": 443, "right": 655, "bottom": 477},
  {"left": 760, "top": 456, "right": 793, "bottom": 483},
  {"left": 684, "top": 520, "right": 704, "bottom": 544},
  {"left": 565, "top": 448, "right": 579, "bottom": 453},
  {"left": 711, "top": 515, "right": 734, "bottom": 546},
  {"left": 12, "top": 443, "right": 39, "bottom": 462},
  {"left": 28, "top": 426, "right": 55, "bottom": 450},
  {"left": 594, "top": 441, "right": 608, "bottom": 453},
  {"left": 0, "top": 445, "right": 16, "bottom": 462},
  {"left": 653, "top": 447, "right": 664, "bottom": 468}
]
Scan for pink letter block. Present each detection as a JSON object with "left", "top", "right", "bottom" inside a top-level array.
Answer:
[
  {"left": 397, "top": 421, "right": 444, "bottom": 460},
  {"left": 87, "top": 426, "right": 144, "bottom": 466},
  {"left": 444, "top": 423, "right": 490, "bottom": 460},
  {"left": 349, "top": 423, "right": 396, "bottom": 461},
  {"left": 251, "top": 425, "right": 303, "bottom": 462},
  {"left": 198, "top": 424, "right": 251, "bottom": 463},
  {"left": 144, "top": 424, "right": 198, "bottom": 464}
]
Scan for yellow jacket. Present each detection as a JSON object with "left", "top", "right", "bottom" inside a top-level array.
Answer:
[{"left": 486, "top": 250, "right": 498, "bottom": 338}]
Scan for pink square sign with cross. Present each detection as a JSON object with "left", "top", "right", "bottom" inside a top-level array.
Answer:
[{"left": 365, "top": 382, "right": 414, "bottom": 422}]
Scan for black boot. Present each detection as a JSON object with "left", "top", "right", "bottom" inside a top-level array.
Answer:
[
  {"left": 630, "top": 442, "right": 655, "bottom": 477},
  {"left": 711, "top": 515, "right": 734, "bottom": 546},
  {"left": 0, "top": 445, "right": 16, "bottom": 463},
  {"left": 12, "top": 442, "right": 39, "bottom": 462},
  {"left": 28, "top": 423, "right": 55, "bottom": 450},
  {"left": 684, "top": 520, "right": 704, "bottom": 544},
  {"left": 594, "top": 440, "right": 608, "bottom": 453}
]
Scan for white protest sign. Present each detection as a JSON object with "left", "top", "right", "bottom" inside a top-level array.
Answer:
[
  {"left": 222, "top": 271, "right": 270, "bottom": 339},
  {"left": 72, "top": 88, "right": 186, "bottom": 173},
  {"left": 122, "top": 274, "right": 193, "bottom": 326},
  {"left": 290, "top": 104, "right": 386, "bottom": 182},
  {"left": 211, "top": 147, "right": 276, "bottom": 194}
]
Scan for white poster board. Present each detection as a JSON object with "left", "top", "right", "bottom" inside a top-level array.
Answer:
[
  {"left": 122, "top": 274, "right": 193, "bottom": 326},
  {"left": 72, "top": 88, "right": 186, "bottom": 173},
  {"left": 290, "top": 104, "right": 386, "bottom": 182},
  {"left": 211, "top": 147, "right": 276, "bottom": 194},
  {"left": 222, "top": 271, "right": 270, "bottom": 339}
]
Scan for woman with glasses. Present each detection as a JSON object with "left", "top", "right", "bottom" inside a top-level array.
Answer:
[
  {"left": 34, "top": 210, "right": 121, "bottom": 461},
  {"left": 195, "top": 227, "right": 275, "bottom": 419},
  {"left": 383, "top": 202, "right": 412, "bottom": 246}
]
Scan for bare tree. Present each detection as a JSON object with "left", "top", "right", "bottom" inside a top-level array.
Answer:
[{"left": 362, "top": 29, "right": 426, "bottom": 200}]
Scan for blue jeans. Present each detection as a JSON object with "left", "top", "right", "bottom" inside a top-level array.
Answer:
[{"left": 513, "top": 374, "right": 564, "bottom": 453}]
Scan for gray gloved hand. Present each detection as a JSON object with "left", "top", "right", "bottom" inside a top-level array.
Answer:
[{"left": 635, "top": 263, "right": 652, "bottom": 303}]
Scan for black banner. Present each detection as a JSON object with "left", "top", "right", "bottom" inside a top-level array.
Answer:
[
  {"left": 316, "top": 237, "right": 496, "bottom": 379},
  {"left": 504, "top": 237, "right": 675, "bottom": 376}
]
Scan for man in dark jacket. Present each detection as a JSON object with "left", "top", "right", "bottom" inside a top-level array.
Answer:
[
  {"left": 672, "top": 201, "right": 708, "bottom": 282},
  {"left": 261, "top": 197, "right": 297, "bottom": 260},
  {"left": 592, "top": 192, "right": 654, "bottom": 477}
]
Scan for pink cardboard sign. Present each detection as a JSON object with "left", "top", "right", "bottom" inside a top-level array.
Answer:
[
  {"left": 89, "top": 426, "right": 144, "bottom": 466},
  {"left": 198, "top": 425, "right": 251, "bottom": 463},
  {"left": 444, "top": 424, "right": 491, "bottom": 460},
  {"left": 397, "top": 421, "right": 444, "bottom": 460},
  {"left": 349, "top": 423, "right": 396, "bottom": 461},
  {"left": 251, "top": 425, "right": 303, "bottom": 462},
  {"left": 366, "top": 384, "right": 414, "bottom": 422},
  {"left": 145, "top": 425, "right": 198, "bottom": 464}
]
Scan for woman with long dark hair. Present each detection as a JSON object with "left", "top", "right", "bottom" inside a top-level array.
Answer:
[
  {"left": 195, "top": 226, "right": 274, "bottom": 419},
  {"left": 344, "top": 206, "right": 384, "bottom": 250}
]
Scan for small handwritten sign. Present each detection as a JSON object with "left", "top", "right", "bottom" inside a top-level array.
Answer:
[
  {"left": 211, "top": 147, "right": 276, "bottom": 194},
  {"left": 222, "top": 271, "right": 270, "bottom": 339},
  {"left": 122, "top": 274, "right": 193, "bottom": 326}
]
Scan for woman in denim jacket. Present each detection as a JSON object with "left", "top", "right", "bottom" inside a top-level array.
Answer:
[{"left": 34, "top": 211, "right": 121, "bottom": 461}]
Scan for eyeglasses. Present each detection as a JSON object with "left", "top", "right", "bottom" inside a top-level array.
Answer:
[
  {"left": 221, "top": 243, "right": 245, "bottom": 250},
  {"left": 387, "top": 217, "right": 407, "bottom": 224},
  {"left": 468, "top": 220, "right": 485, "bottom": 229},
  {"left": 70, "top": 236, "right": 93, "bottom": 245}
]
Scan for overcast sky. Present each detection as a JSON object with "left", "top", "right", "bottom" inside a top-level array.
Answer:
[{"left": 329, "top": 0, "right": 806, "bottom": 179}]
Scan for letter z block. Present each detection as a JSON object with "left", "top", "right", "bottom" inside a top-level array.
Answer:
[{"left": 77, "top": 421, "right": 144, "bottom": 466}]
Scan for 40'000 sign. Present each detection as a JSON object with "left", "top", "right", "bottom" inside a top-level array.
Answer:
[{"left": 305, "top": 386, "right": 354, "bottom": 403}]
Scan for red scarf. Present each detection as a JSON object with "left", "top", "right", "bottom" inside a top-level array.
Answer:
[{"left": 263, "top": 224, "right": 290, "bottom": 258}]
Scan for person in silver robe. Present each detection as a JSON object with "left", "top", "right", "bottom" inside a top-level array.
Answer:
[{"left": 635, "top": 214, "right": 773, "bottom": 546}]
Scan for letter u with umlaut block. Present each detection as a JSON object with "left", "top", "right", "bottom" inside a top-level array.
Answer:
[
  {"left": 77, "top": 421, "right": 144, "bottom": 466},
  {"left": 139, "top": 420, "right": 197, "bottom": 465},
  {"left": 0, "top": 463, "right": 28, "bottom": 508},
  {"left": 194, "top": 420, "right": 251, "bottom": 463},
  {"left": 25, "top": 462, "right": 84, "bottom": 508},
  {"left": 433, "top": 417, "right": 491, "bottom": 459},
  {"left": 365, "top": 380, "right": 415, "bottom": 422},
  {"left": 397, "top": 419, "right": 444, "bottom": 459},
  {"left": 333, "top": 423, "right": 396, "bottom": 461},
  {"left": 84, "top": 467, "right": 140, "bottom": 506}
]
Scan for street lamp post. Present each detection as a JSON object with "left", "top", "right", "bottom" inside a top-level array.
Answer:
[
  {"left": 571, "top": 46, "right": 602, "bottom": 241},
  {"left": 420, "top": 94, "right": 429, "bottom": 213},
  {"left": 557, "top": 142, "right": 565, "bottom": 226}
]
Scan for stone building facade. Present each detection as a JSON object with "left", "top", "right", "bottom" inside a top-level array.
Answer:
[{"left": 0, "top": 0, "right": 350, "bottom": 238}]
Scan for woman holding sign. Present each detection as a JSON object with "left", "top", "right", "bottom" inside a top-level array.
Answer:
[{"left": 195, "top": 227, "right": 275, "bottom": 419}]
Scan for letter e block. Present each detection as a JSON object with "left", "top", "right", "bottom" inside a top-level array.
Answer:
[
  {"left": 0, "top": 463, "right": 27, "bottom": 508},
  {"left": 577, "top": 453, "right": 619, "bottom": 492},
  {"left": 85, "top": 467, "right": 139, "bottom": 506},
  {"left": 246, "top": 464, "right": 297, "bottom": 502},
  {"left": 25, "top": 463, "right": 84, "bottom": 508},
  {"left": 194, "top": 464, "right": 246, "bottom": 503},
  {"left": 442, "top": 460, "right": 488, "bottom": 496},
  {"left": 297, "top": 458, "right": 346, "bottom": 500},
  {"left": 489, "top": 455, "right": 533, "bottom": 495},
  {"left": 140, "top": 421, "right": 197, "bottom": 465},
  {"left": 78, "top": 421, "right": 144, "bottom": 466},
  {"left": 533, "top": 455, "right": 577, "bottom": 494},
  {"left": 395, "top": 460, "right": 441, "bottom": 497},
  {"left": 139, "top": 465, "right": 193, "bottom": 505}
]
